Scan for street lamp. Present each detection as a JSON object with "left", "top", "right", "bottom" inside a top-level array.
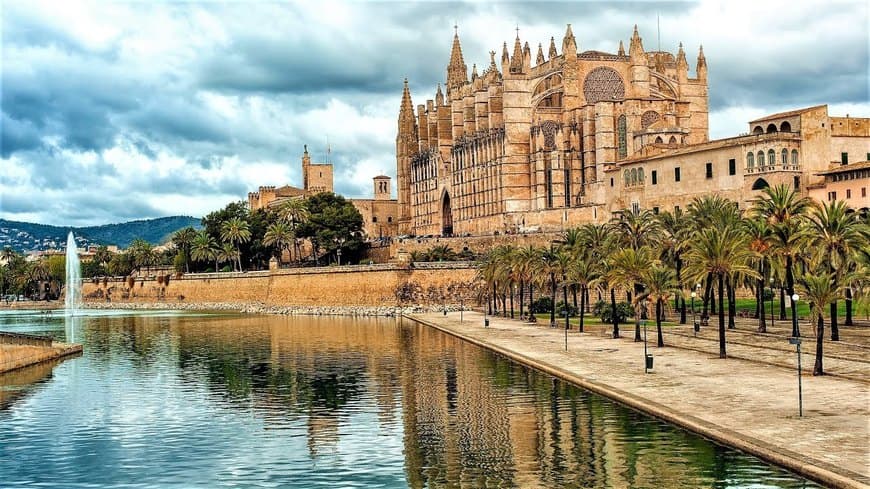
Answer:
[
  {"left": 333, "top": 236, "right": 346, "bottom": 266},
  {"left": 789, "top": 293, "right": 803, "bottom": 417},
  {"left": 691, "top": 291, "right": 698, "bottom": 336},
  {"left": 769, "top": 277, "right": 775, "bottom": 327}
]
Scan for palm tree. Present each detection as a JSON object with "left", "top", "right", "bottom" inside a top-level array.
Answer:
[
  {"left": 172, "top": 227, "right": 198, "bottom": 273},
  {"left": 578, "top": 223, "right": 612, "bottom": 312},
  {"left": 642, "top": 265, "right": 678, "bottom": 347},
  {"left": 658, "top": 209, "right": 690, "bottom": 323},
  {"left": 191, "top": 231, "right": 218, "bottom": 272},
  {"left": 540, "top": 245, "right": 564, "bottom": 327},
  {"left": 753, "top": 185, "right": 811, "bottom": 337},
  {"left": 796, "top": 259, "right": 855, "bottom": 376},
  {"left": 276, "top": 199, "right": 310, "bottom": 261},
  {"left": 687, "top": 195, "right": 736, "bottom": 316},
  {"left": 264, "top": 222, "right": 293, "bottom": 265},
  {"left": 217, "top": 243, "right": 238, "bottom": 271},
  {"left": 220, "top": 218, "right": 251, "bottom": 272},
  {"left": 609, "top": 246, "right": 656, "bottom": 342},
  {"left": 684, "top": 226, "right": 757, "bottom": 358},
  {"left": 514, "top": 245, "right": 539, "bottom": 320},
  {"left": 612, "top": 207, "right": 663, "bottom": 250},
  {"left": 807, "top": 200, "right": 865, "bottom": 340},
  {"left": 744, "top": 217, "right": 772, "bottom": 332},
  {"left": 568, "top": 250, "right": 600, "bottom": 332}
]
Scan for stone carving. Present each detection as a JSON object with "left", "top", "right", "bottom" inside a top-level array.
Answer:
[
  {"left": 583, "top": 67, "right": 625, "bottom": 103},
  {"left": 541, "top": 120, "right": 560, "bottom": 150},
  {"left": 641, "top": 110, "right": 661, "bottom": 129}
]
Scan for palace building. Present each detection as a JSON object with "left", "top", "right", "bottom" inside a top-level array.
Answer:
[{"left": 396, "top": 25, "right": 869, "bottom": 236}]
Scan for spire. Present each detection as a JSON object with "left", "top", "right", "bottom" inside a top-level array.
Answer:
[
  {"left": 397, "top": 79, "right": 417, "bottom": 154},
  {"left": 510, "top": 33, "right": 523, "bottom": 73},
  {"left": 435, "top": 83, "right": 444, "bottom": 105},
  {"left": 501, "top": 41, "right": 510, "bottom": 73},
  {"left": 536, "top": 43, "right": 545, "bottom": 65},
  {"left": 446, "top": 25, "right": 468, "bottom": 93},
  {"left": 618, "top": 40, "right": 625, "bottom": 56},
  {"left": 548, "top": 36, "right": 557, "bottom": 59},
  {"left": 629, "top": 24, "right": 644, "bottom": 61},
  {"left": 471, "top": 63, "right": 478, "bottom": 80},
  {"left": 696, "top": 44, "right": 707, "bottom": 79},
  {"left": 676, "top": 42, "right": 688, "bottom": 68},
  {"left": 562, "top": 23, "right": 577, "bottom": 56},
  {"left": 523, "top": 41, "right": 531, "bottom": 70},
  {"left": 400, "top": 78, "right": 413, "bottom": 114}
]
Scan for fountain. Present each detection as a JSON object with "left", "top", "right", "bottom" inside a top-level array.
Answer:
[{"left": 65, "top": 231, "right": 81, "bottom": 316}]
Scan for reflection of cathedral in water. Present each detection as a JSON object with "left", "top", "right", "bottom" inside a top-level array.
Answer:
[{"left": 171, "top": 315, "right": 725, "bottom": 487}]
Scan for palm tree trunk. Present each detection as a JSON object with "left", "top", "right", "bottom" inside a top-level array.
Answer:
[
  {"left": 563, "top": 282, "right": 570, "bottom": 330},
  {"left": 703, "top": 276, "right": 712, "bottom": 318},
  {"left": 634, "top": 283, "right": 643, "bottom": 342},
  {"left": 579, "top": 287, "right": 586, "bottom": 333},
  {"left": 509, "top": 285, "right": 515, "bottom": 319},
  {"left": 611, "top": 288, "right": 619, "bottom": 338},
  {"left": 519, "top": 279, "right": 525, "bottom": 320},
  {"left": 845, "top": 288, "right": 853, "bottom": 326},
  {"left": 710, "top": 283, "right": 717, "bottom": 314},
  {"left": 779, "top": 287, "right": 786, "bottom": 320},
  {"left": 487, "top": 286, "right": 493, "bottom": 315},
  {"left": 718, "top": 273, "right": 726, "bottom": 358},
  {"left": 813, "top": 314, "right": 824, "bottom": 376},
  {"left": 501, "top": 293, "right": 507, "bottom": 317},
  {"left": 587, "top": 287, "right": 592, "bottom": 312},
  {"left": 786, "top": 255, "right": 797, "bottom": 336},
  {"left": 549, "top": 273, "right": 556, "bottom": 327},
  {"left": 727, "top": 279, "right": 736, "bottom": 329},
  {"left": 680, "top": 297, "right": 687, "bottom": 325},
  {"left": 757, "top": 277, "right": 767, "bottom": 333},
  {"left": 656, "top": 298, "right": 664, "bottom": 347},
  {"left": 829, "top": 301, "right": 839, "bottom": 341}
]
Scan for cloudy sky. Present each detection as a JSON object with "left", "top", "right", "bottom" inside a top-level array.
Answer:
[{"left": 2, "top": 1, "right": 867, "bottom": 226}]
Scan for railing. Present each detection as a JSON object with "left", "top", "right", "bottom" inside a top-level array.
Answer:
[
  {"left": 745, "top": 165, "right": 801, "bottom": 175},
  {"left": 0, "top": 331, "right": 53, "bottom": 347}
]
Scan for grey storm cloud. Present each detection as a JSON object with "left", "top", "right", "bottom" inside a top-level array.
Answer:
[{"left": 1, "top": 1, "right": 868, "bottom": 226}]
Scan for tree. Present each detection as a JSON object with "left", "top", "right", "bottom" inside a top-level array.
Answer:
[
  {"left": 807, "top": 200, "right": 866, "bottom": 340},
  {"left": 684, "top": 226, "right": 757, "bottom": 358},
  {"left": 752, "top": 185, "right": 811, "bottom": 337},
  {"left": 657, "top": 209, "right": 690, "bottom": 324},
  {"left": 641, "top": 265, "right": 677, "bottom": 347},
  {"left": 609, "top": 246, "right": 656, "bottom": 342},
  {"left": 217, "top": 243, "right": 239, "bottom": 272},
  {"left": 191, "top": 231, "right": 218, "bottom": 271},
  {"left": 796, "top": 259, "right": 855, "bottom": 376},
  {"left": 744, "top": 217, "right": 772, "bottom": 332},
  {"left": 276, "top": 199, "right": 310, "bottom": 262},
  {"left": 264, "top": 222, "right": 294, "bottom": 265},
  {"left": 172, "top": 227, "right": 198, "bottom": 273},
  {"left": 567, "top": 249, "right": 600, "bottom": 333},
  {"left": 296, "top": 193, "right": 365, "bottom": 265},
  {"left": 220, "top": 218, "right": 251, "bottom": 272}
]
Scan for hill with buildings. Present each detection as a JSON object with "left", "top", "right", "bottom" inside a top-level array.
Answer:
[{"left": 0, "top": 216, "right": 201, "bottom": 253}]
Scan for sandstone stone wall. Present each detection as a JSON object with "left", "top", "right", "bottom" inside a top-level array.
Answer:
[{"left": 82, "top": 264, "right": 480, "bottom": 307}]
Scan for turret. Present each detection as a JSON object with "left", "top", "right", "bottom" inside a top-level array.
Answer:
[
  {"left": 536, "top": 43, "right": 545, "bottom": 65},
  {"left": 435, "top": 83, "right": 444, "bottom": 106},
  {"left": 548, "top": 37, "right": 558, "bottom": 59},
  {"left": 509, "top": 35, "right": 524, "bottom": 74},
  {"left": 522, "top": 41, "right": 531, "bottom": 71},
  {"left": 629, "top": 25, "right": 644, "bottom": 63},
  {"left": 396, "top": 78, "right": 417, "bottom": 156},
  {"left": 302, "top": 144, "right": 311, "bottom": 191},
  {"left": 676, "top": 42, "right": 688, "bottom": 83},
  {"left": 618, "top": 40, "right": 625, "bottom": 56},
  {"left": 501, "top": 41, "right": 510, "bottom": 73},
  {"left": 562, "top": 24, "right": 577, "bottom": 57},
  {"left": 446, "top": 26, "right": 468, "bottom": 98},
  {"left": 696, "top": 44, "right": 707, "bottom": 81}
]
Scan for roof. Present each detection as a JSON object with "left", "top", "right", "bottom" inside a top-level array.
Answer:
[
  {"left": 749, "top": 105, "right": 827, "bottom": 123},
  {"left": 373, "top": 175, "right": 391, "bottom": 179},
  {"left": 274, "top": 185, "right": 306, "bottom": 197},
  {"left": 816, "top": 160, "right": 870, "bottom": 175}
]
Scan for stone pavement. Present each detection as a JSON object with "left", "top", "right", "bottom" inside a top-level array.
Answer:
[{"left": 408, "top": 310, "right": 870, "bottom": 489}]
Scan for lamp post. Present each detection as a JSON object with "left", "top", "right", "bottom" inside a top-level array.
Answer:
[
  {"left": 691, "top": 291, "right": 698, "bottom": 336},
  {"left": 789, "top": 293, "right": 803, "bottom": 417},
  {"left": 333, "top": 236, "right": 346, "bottom": 266},
  {"left": 643, "top": 317, "right": 652, "bottom": 373}
]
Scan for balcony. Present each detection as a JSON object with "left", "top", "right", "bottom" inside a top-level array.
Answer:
[{"left": 744, "top": 164, "right": 801, "bottom": 175}]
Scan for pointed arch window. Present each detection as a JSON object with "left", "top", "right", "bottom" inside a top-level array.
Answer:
[
  {"left": 768, "top": 149, "right": 776, "bottom": 169},
  {"left": 791, "top": 149, "right": 799, "bottom": 167},
  {"left": 781, "top": 148, "right": 788, "bottom": 166},
  {"left": 617, "top": 115, "right": 627, "bottom": 158},
  {"left": 747, "top": 152, "right": 755, "bottom": 170},
  {"left": 757, "top": 151, "right": 765, "bottom": 169}
]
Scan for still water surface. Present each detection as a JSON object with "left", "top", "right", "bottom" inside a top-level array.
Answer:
[{"left": 0, "top": 310, "right": 818, "bottom": 488}]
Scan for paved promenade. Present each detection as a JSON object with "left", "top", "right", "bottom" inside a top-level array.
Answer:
[{"left": 407, "top": 311, "right": 870, "bottom": 489}]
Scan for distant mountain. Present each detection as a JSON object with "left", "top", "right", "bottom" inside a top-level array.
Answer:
[{"left": 0, "top": 216, "right": 202, "bottom": 253}]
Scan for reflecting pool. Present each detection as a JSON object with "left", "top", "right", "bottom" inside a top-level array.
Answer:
[{"left": 0, "top": 310, "right": 818, "bottom": 488}]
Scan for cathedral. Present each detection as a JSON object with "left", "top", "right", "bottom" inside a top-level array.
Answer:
[{"left": 395, "top": 25, "right": 869, "bottom": 236}]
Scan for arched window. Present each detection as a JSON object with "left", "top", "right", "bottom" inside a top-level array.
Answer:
[
  {"left": 752, "top": 178, "right": 770, "bottom": 190},
  {"left": 624, "top": 170, "right": 630, "bottom": 186},
  {"left": 766, "top": 124, "right": 778, "bottom": 133},
  {"left": 792, "top": 149, "right": 799, "bottom": 167},
  {"left": 617, "top": 115, "right": 627, "bottom": 158},
  {"left": 631, "top": 168, "right": 638, "bottom": 185},
  {"left": 747, "top": 152, "right": 755, "bottom": 169},
  {"left": 753, "top": 126, "right": 764, "bottom": 135},
  {"left": 638, "top": 168, "right": 644, "bottom": 183},
  {"left": 780, "top": 121, "right": 792, "bottom": 132},
  {"left": 781, "top": 148, "right": 788, "bottom": 166},
  {"left": 655, "top": 136, "right": 663, "bottom": 144},
  {"left": 668, "top": 135, "right": 677, "bottom": 145},
  {"left": 768, "top": 149, "right": 776, "bottom": 168},
  {"left": 757, "top": 151, "right": 765, "bottom": 168}
]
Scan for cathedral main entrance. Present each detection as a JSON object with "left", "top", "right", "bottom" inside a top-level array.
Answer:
[{"left": 441, "top": 191, "right": 453, "bottom": 236}]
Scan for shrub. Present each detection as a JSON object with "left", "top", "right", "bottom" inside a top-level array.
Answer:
[
  {"left": 593, "top": 300, "right": 633, "bottom": 324},
  {"left": 530, "top": 296, "right": 553, "bottom": 314},
  {"left": 220, "top": 265, "right": 232, "bottom": 273}
]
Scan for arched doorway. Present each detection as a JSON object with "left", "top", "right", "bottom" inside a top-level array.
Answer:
[
  {"left": 751, "top": 178, "right": 770, "bottom": 190},
  {"left": 441, "top": 191, "right": 453, "bottom": 236}
]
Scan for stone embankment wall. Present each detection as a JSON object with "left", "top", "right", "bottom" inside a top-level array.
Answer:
[
  {"left": 0, "top": 343, "right": 82, "bottom": 374},
  {"left": 81, "top": 263, "right": 480, "bottom": 307}
]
